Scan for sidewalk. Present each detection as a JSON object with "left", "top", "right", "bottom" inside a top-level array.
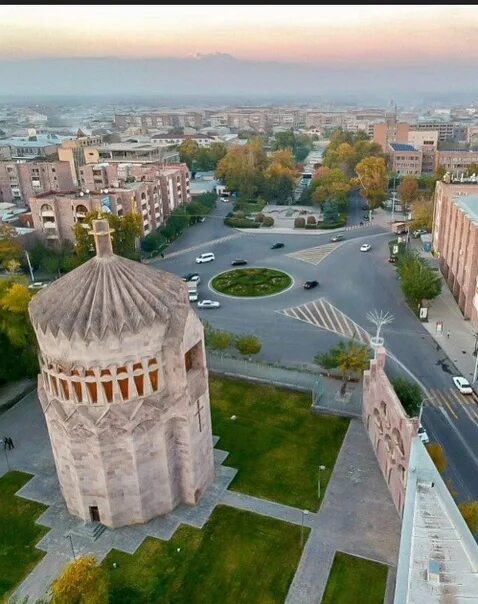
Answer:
[
  {"left": 0, "top": 378, "right": 36, "bottom": 415},
  {"left": 421, "top": 277, "right": 477, "bottom": 382}
]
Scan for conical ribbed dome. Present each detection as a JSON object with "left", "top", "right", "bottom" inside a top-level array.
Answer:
[
  {"left": 29, "top": 220, "right": 187, "bottom": 341},
  {"left": 29, "top": 254, "right": 187, "bottom": 340}
]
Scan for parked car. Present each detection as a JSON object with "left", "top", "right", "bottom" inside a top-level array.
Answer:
[
  {"left": 182, "top": 273, "right": 200, "bottom": 283},
  {"left": 388, "top": 256, "right": 398, "bottom": 264},
  {"left": 418, "top": 424, "right": 429, "bottom": 444},
  {"left": 195, "top": 252, "right": 215, "bottom": 264},
  {"left": 303, "top": 280, "right": 319, "bottom": 289},
  {"left": 231, "top": 259, "right": 248, "bottom": 266},
  {"left": 361, "top": 205, "right": 369, "bottom": 211},
  {"left": 197, "top": 299, "right": 221, "bottom": 309},
  {"left": 28, "top": 281, "right": 49, "bottom": 290},
  {"left": 452, "top": 376, "right": 473, "bottom": 395},
  {"left": 330, "top": 234, "right": 344, "bottom": 242},
  {"left": 199, "top": 217, "right": 206, "bottom": 223},
  {"left": 360, "top": 243, "right": 372, "bottom": 252},
  {"left": 362, "top": 214, "right": 370, "bottom": 221},
  {"left": 412, "top": 228, "right": 427, "bottom": 238},
  {"left": 271, "top": 242, "right": 285, "bottom": 249}
]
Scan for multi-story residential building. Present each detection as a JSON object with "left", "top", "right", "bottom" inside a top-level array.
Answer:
[
  {"left": 30, "top": 162, "right": 191, "bottom": 245},
  {"left": 388, "top": 143, "right": 422, "bottom": 176},
  {"left": 57, "top": 134, "right": 103, "bottom": 186},
  {"left": 432, "top": 181, "right": 478, "bottom": 329},
  {"left": 408, "top": 130, "right": 438, "bottom": 174},
  {"left": 372, "top": 120, "right": 409, "bottom": 152},
  {"left": 0, "top": 133, "right": 67, "bottom": 161},
  {"left": 0, "top": 160, "right": 75, "bottom": 206},
  {"left": 97, "top": 142, "right": 179, "bottom": 164},
  {"left": 305, "top": 111, "right": 346, "bottom": 130},
  {"left": 434, "top": 149, "right": 478, "bottom": 174},
  {"left": 115, "top": 112, "right": 204, "bottom": 130},
  {"left": 411, "top": 121, "right": 455, "bottom": 142},
  {"left": 150, "top": 134, "right": 217, "bottom": 147}
]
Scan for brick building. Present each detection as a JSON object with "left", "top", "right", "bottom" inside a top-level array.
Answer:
[
  {"left": 388, "top": 143, "right": 422, "bottom": 176},
  {"left": 432, "top": 181, "right": 478, "bottom": 329}
]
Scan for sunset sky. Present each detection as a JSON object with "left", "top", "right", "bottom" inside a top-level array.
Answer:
[
  {"left": 1, "top": 5, "right": 477, "bottom": 99},
  {"left": 2, "top": 4, "right": 477, "bottom": 65}
]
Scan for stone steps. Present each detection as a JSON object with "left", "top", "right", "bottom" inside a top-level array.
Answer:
[{"left": 69, "top": 521, "right": 107, "bottom": 541}]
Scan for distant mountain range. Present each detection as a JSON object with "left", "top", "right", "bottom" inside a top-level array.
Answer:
[{"left": 0, "top": 53, "right": 477, "bottom": 104}]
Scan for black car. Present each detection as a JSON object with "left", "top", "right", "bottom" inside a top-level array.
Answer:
[
  {"left": 361, "top": 205, "right": 369, "bottom": 211},
  {"left": 362, "top": 214, "right": 370, "bottom": 221},
  {"left": 330, "top": 234, "right": 344, "bottom": 242},
  {"left": 271, "top": 242, "right": 285, "bottom": 249},
  {"left": 231, "top": 259, "right": 248, "bottom": 266},
  {"left": 303, "top": 280, "right": 319, "bottom": 289},
  {"left": 182, "top": 272, "right": 199, "bottom": 282},
  {"left": 388, "top": 256, "right": 397, "bottom": 264}
]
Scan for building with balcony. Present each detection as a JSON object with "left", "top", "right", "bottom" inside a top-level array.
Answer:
[
  {"left": 28, "top": 219, "right": 214, "bottom": 528},
  {"left": 434, "top": 149, "right": 478, "bottom": 175},
  {"left": 0, "top": 133, "right": 68, "bottom": 161},
  {"left": 432, "top": 181, "right": 478, "bottom": 329},
  {"left": 0, "top": 160, "right": 75, "bottom": 206},
  {"left": 97, "top": 142, "right": 179, "bottom": 164}
]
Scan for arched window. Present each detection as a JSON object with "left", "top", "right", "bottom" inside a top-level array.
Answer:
[
  {"left": 392, "top": 428, "right": 405, "bottom": 456},
  {"left": 40, "top": 203, "right": 53, "bottom": 213}
]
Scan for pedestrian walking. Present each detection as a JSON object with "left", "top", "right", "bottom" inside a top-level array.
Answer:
[
  {"left": 447, "top": 330, "right": 450, "bottom": 339},
  {"left": 2, "top": 437, "right": 7, "bottom": 450},
  {"left": 7, "top": 437, "right": 14, "bottom": 450}
]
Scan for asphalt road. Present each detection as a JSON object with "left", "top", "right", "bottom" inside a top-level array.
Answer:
[{"left": 151, "top": 200, "right": 478, "bottom": 503}]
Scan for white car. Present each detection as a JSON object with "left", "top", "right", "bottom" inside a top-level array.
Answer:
[
  {"left": 418, "top": 425, "right": 429, "bottom": 444},
  {"left": 197, "top": 300, "right": 221, "bottom": 309},
  {"left": 360, "top": 243, "right": 372, "bottom": 252},
  {"left": 28, "top": 281, "right": 49, "bottom": 290},
  {"left": 452, "top": 376, "right": 473, "bottom": 395},
  {"left": 195, "top": 252, "right": 215, "bottom": 264}
]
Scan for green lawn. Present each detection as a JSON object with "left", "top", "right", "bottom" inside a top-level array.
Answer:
[
  {"left": 210, "top": 376, "right": 349, "bottom": 510},
  {"left": 321, "top": 552, "right": 388, "bottom": 604},
  {"left": 104, "top": 505, "right": 307, "bottom": 604},
  {"left": 211, "top": 268, "right": 292, "bottom": 297},
  {"left": 0, "top": 471, "right": 48, "bottom": 600}
]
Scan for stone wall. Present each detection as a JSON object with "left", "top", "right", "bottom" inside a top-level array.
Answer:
[{"left": 362, "top": 347, "right": 419, "bottom": 517}]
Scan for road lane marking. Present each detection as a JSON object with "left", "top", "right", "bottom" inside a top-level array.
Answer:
[
  {"left": 427, "top": 389, "right": 459, "bottom": 419},
  {"left": 439, "top": 407, "right": 478, "bottom": 468}
]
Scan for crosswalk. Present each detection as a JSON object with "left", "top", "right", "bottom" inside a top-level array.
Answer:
[
  {"left": 278, "top": 297, "right": 371, "bottom": 345},
  {"left": 344, "top": 222, "right": 373, "bottom": 231},
  {"left": 287, "top": 242, "right": 344, "bottom": 265},
  {"left": 424, "top": 388, "right": 478, "bottom": 425}
]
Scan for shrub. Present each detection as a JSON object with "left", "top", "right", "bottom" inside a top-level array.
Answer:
[
  {"left": 224, "top": 217, "right": 260, "bottom": 228},
  {"left": 233, "top": 210, "right": 245, "bottom": 219},
  {"left": 262, "top": 216, "right": 274, "bottom": 227},
  {"left": 294, "top": 217, "right": 306, "bottom": 228},
  {"left": 306, "top": 215, "right": 317, "bottom": 225},
  {"left": 235, "top": 335, "right": 262, "bottom": 357},
  {"left": 305, "top": 224, "right": 317, "bottom": 229},
  {"left": 255, "top": 212, "right": 265, "bottom": 223}
]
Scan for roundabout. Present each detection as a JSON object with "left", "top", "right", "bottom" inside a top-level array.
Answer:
[{"left": 210, "top": 267, "right": 293, "bottom": 298}]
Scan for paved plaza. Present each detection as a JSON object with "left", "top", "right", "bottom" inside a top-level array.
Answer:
[{"left": 0, "top": 388, "right": 401, "bottom": 603}]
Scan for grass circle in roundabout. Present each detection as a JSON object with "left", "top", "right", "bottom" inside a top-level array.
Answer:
[{"left": 211, "top": 267, "right": 293, "bottom": 298}]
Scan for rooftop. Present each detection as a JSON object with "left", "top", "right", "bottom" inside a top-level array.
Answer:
[
  {"left": 453, "top": 193, "right": 478, "bottom": 224},
  {"left": 389, "top": 143, "right": 418, "bottom": 152}
]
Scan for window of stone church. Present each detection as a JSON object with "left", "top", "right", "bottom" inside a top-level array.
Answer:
[
  {"left": 117, "top": 369, "right": 129, "bottom": 400},
  {"left": 148, "top": 358, "right": 159, "bottom": 391},
  {"left": 71, "top": 370, "right": 83, "bottom": 402},
  {"left": 184, "top": 341, "right": 203, "bottom": 373},
  {"left": 100, "top": 369, "right": 113, "bottom": 403}
]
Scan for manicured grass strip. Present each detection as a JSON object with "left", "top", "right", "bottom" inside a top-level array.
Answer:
[
  {"left": 0, "top": 471, "right": 48, "bottom": 598},
  {"left": 211, "top": 268, "right": 292, "bottom": 297},
  {"left": 321, "top": 551, "right": 388, "bottom": 604},
  {"left": 104, "top": 505, "right": 307, "bottom": 604},
  {"left": 210, "top": 376, "right": 349, "bottom": 510}
]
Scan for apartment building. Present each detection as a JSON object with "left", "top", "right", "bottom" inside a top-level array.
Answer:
[
  {"left": 372, "top": 121, "right": 409, "bottom": 152},
  {"left": 0, "top": 160, "right": 75, "bottom": 206},
  {"left": 408, "top": 130, "right": 438, "bottom": 174},
  {"left": 0, "top": 134, "right": 67, "bottom": 160},
  {"left": 305, "top": 111, "right": 346, "bottom": 130},
  {"left": 388, "top": 143, "right": 422, "bottom": 176},
  {"left": 58, "top": 135, "right": 102, "bottom": 186},
  {"left": 115, "top": 112, "right": 204, "bottom": 130},
  {"left": 434, "top": 149, "right": 478, "bottom": 174},
  {"left": 78, "top": 162, "right": 121, "bottom": 191},
  {"left": 151, "top": 134, "right": 217, "bottom": 147},
  {"left": 432, "top": 181, "right": 478, "bottom": 329},
  {"left": 98, "top": 142, "right": 179, "bottom": 164},
  {"left": 411, "top": 121, "right": 455, "bottom": 142}
]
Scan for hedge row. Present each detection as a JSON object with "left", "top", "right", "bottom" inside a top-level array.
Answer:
[{"left": 224, "top": 217, "right": 260, "bottom": 228}]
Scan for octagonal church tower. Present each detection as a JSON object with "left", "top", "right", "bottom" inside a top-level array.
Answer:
[{"left": 28, "top": 220, "right": 214, "bottom": 528}]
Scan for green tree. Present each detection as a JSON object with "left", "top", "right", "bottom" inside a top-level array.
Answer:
[
  {"left": 196, "top": 142, "right": 227, "bottom": 171},
  {"left": 397, "top": 251, "right": 441, "bottom": 310},
  {"left": 425, "top": 442, "right": 447, "bottom": 473},
  {"left": 311, "top": 168, "right": 351, "bottom": 208},
  {"left": 50, "top": 554, "right": 108, "bottom": 604},
  {"left": 208, "top": 330, "right": 233, "bottom": 355},
  {"left": 315, "top": 341, "right": 370, "bottom": 395},
  {"left": 322, "top": 199, "right": 339, "bottom": 224},
  {"left": 235, "top": 334, "right": 262, "bottom": 357},
  {"left": 178, "top": 139, "right": 200, "bottom": 170},
  {"left": 458, "top": 501, "right": 478, "bottom": 534},
  {"left": 390, "top": 377, "right": 423, "bottom": 417}
]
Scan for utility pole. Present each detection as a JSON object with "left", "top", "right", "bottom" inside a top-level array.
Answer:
[{"left": 25, "top": 250, "right": 35, "bottom": 283}]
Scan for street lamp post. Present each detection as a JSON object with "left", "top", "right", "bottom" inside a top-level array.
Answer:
[
  {"left": 64, "top": 533, "right": 76, "bottom": 560},
  {"left": 366, "top": 310, "right": 395, "bottom": 358},
  {"left": 318, "top": 465, "right": 326, "bottom": 499},
  {"left": 301, "top": 509, "right": 309, "bottom": 547}
]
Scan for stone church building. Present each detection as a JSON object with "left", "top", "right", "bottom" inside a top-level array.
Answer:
[{"left": 29, "top": 219, "right": 214, "bottom": 528}]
